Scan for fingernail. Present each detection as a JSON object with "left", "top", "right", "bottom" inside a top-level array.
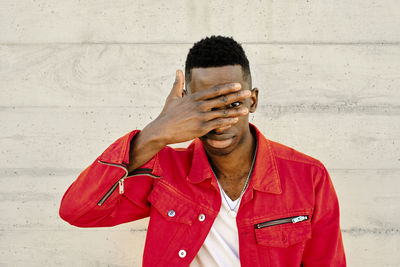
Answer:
[
  {"left": 232, "top": 83, "right": 241, "bottom": 89},
  {"left": 242, "top": 90, "right": 251, "bottom": 96},
  {"left": 238, "top": 107, "right": 247, "bottom": 113}
]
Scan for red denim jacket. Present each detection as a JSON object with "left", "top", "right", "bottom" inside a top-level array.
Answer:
[{"left": 59, "top": 124, "right": 346, "bottom": 266}]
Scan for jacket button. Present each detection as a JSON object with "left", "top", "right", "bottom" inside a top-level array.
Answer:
[
  {"left": 168, "top": 210, "right": 176, "bottom": 217},
  {"left": 178, "top": 249, "right": 187, "bottom": 258},
  {"left": 198, "top": 214, "right": 206, "bottom": 222}
]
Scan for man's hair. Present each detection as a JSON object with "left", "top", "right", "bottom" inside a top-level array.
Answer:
[{"left": 185, "top": 36, "right": 251, "bottom": 86}]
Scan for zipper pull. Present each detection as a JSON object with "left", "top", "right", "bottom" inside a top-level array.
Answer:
[
  {"left": 119, "top": 179, "right": 124, "bottom": 194},
  {"left": 292, "top": 215, "right": 308, "bottom": 223}
]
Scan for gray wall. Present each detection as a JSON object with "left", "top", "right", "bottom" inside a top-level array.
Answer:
[{"left": 1, "top": 1, "right": 399, "bottom": 266}]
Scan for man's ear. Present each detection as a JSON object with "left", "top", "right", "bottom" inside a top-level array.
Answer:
[
  {"left": 249, "top": 88, "right": 258, "bottom": 113},
  {"left": 183, "top": 88, "right": 188, "bottom": 97}
]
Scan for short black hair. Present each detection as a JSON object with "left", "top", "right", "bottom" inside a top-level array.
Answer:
[{"left": 185, "top": 35, "right": 251, "bottom": 86}]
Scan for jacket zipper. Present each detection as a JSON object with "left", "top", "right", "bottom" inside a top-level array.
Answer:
[
  {"left": 96, "top": 160, "right": 161, "bottom": 206},
  {"left": 254, "top": 215, "right": 309, "bottom": 229},
  {"left": 97, "top": 160, "right": 128, "bottom": 206}
]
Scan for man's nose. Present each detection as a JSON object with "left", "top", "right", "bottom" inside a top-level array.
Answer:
[{"left": 210, "top": 107, "right": 233, "bottom": 134}]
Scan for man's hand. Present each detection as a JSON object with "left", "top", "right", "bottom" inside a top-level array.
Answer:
[
  {"left": 150, "top": 69, "right": 250, "bottom": 145},
  {"left": 128, "top": 70, "right": 250, "bottom": 172}
]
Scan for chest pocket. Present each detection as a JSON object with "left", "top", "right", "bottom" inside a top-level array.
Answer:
[
  {"left": 254, "top": 214, "right": 312, "bottom": 248},
  {"left": 148, "top": 182, "right": 199, "bottom": 226}
]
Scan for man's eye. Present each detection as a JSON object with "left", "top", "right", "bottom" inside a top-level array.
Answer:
[{"left": 229, "top": 102, "right": 241, "bottom": 108}]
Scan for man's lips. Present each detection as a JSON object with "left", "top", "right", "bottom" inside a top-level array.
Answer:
[
  {"left": 203, "top": 134, "right": 235, "bottom": 149},
  {"left": 203, "top": 133, "right": 235, "bottom": 141}
]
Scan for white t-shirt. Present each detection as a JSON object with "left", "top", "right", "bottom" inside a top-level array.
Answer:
[{"left": 190, "top": 181, "right": 242, "bottom": 267}]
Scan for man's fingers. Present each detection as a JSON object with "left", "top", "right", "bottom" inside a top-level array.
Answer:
[
  {"left": 213, "top": 125, "right": 232, "bottom": 132},
  {"left": 205, "top": 117, "right": 239, "bottom": 131},
  {"left": 199, "top": 90, "right": 251, "bottom": 111},
  {"left": 168, "top": 70, "right": 185, "bottom": 98},
  {"left": 204, "top": 106, "right": 249, "bottom": 121},
  {"left": 194, "top": 83, "right": 242, "bottom": 101}
]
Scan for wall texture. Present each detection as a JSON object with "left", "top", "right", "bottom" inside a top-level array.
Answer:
[{"left": 1, "top": 1, "right": 399, "bottom": 266}]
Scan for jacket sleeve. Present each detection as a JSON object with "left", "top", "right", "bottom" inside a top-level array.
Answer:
[
  {"left": 302, "top": 165, "right": 347, "bottom": 266},
  {"left": 59, "top": 130, "right": 162, "bottom": 227}
]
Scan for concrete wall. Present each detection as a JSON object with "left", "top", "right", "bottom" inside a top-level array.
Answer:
[{"left": 1, "top": 1, "right": 399, "bottom": 266}]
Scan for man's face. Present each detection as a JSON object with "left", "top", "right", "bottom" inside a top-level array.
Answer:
[{"left": 186, "top": 65, "right": 258, "bottom": 156}]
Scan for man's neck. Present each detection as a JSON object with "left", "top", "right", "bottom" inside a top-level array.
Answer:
[{"left": 207, "top": 129, "right": 256, "bottom": 182}]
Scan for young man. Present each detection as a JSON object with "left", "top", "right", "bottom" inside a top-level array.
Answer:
[{"left": 59, "top": 36, "right": 346, "bottom": 266}]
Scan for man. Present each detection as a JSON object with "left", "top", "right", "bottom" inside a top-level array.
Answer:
[{"left": 59, "top": 36, "right": 346, "bottom": 266}]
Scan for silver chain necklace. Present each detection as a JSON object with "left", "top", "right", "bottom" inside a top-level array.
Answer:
[{"left": 212, "top": 141, "right": 257, "bottom": 217}]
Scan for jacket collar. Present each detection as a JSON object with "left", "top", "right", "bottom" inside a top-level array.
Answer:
[{"left": 187, "top": 123, "right": 282, "bottom": 194}]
